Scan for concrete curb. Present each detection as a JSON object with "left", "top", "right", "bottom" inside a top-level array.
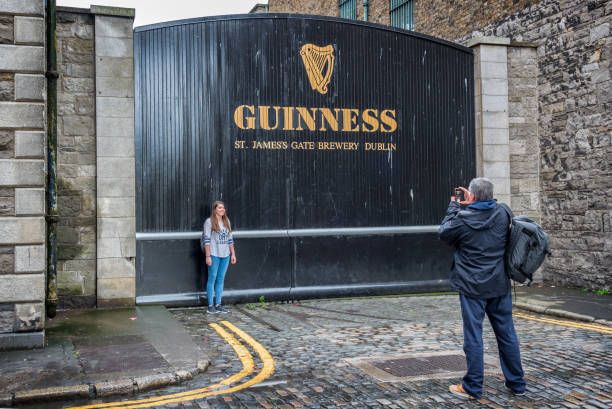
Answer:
[
  {"left": 513, "top": 301, "right": 611, "bottom": 326},
  {"left": 1, "top": 359, "right": 210, "bottom": 406}
]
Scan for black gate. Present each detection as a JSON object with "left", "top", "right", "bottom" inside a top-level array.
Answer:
[{"left": 134, "top": 14, "right": 475, "bottom": 305}]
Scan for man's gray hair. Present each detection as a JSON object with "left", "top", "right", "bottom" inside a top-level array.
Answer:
[{"left": 468, "top": 177, "right": 494, "bottom": 201}]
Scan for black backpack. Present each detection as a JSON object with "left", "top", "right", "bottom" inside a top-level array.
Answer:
[{"left": 499, "top": 203, "right": 550, "bottom": 285}]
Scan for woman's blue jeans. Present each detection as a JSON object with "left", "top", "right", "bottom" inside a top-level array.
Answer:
[
  {"left": 460, "top": 291, "right": 526, "bottom": 398},
  {"left": 206, "top": 256, "right": 230, "bottom": 306}
]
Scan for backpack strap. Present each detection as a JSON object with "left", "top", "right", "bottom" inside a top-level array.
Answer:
[{"left": 498, "top": 202, "right": 514, "bottom": 225}]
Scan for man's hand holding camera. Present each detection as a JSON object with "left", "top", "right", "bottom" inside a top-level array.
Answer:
[{"left": 452, "top": 186, "right": 475, "bottom": 205}]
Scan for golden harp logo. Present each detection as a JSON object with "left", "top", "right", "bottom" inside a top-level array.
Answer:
[{"left": 300, "top": 44, "right": 335, "bottom": 95}]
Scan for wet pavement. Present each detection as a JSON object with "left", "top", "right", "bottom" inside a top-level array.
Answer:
[
  {"left": 0, "top": 306, "right": 209, "bottom": 398},
  {"left": 10, "top": 291, "right": 611, "bottom": 409}
]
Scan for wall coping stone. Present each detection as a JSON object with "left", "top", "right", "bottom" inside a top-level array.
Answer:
[
  {"left": 466, "top": 36, "right": 510, "bottom": 48},
  {"left": 56, "top": 6, "right": 92, "bottom": 15},
  {"left": 509, "top": 41, "right": 540, "bottom": 48},
  {"left": 90, "top": 5, "right": 135, "bottom": 18}
]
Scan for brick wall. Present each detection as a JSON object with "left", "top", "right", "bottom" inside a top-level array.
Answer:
[
  {"left": 268, "top": 0, "right": 339, "bottom": 17},
  {"left": 56, "top": 9, "right": 96, "bottom": 309},
  {"left": 0, "top": 0, "right": 46, "bottom": 349},
  {"left": 268, "top": 0, "right": 390, "bottom": 25}
]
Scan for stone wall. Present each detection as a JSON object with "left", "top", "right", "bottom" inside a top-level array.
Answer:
[
  {"left": 56, "top": 8, "right": 96, "bottom": 309},
  {"left": 93, "top": 6, "right": 136, "bottom": 308},
  {"left": 458, "top": 0, "right": 611, "bottom": 289},
  {"left": 0, "top": 0, "right": 47, "bottom": 349},
  {"left": 268, "top": 0, "right": 339, "bottom": 18},
  {"left": 507, "top": 45, "right": 540, "bottom": 223},
  {"left": 414, "top": 0, "right": 541, "bottom": 42},
  {"left": 268, "top": 0, "right": 391, "bottom": 25}
]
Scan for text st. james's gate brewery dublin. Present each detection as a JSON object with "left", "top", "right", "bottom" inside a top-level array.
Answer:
[{"left": 231, "top": 44, "right": 398, "bottom": 152}]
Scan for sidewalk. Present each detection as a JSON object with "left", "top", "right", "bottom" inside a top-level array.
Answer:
[
  {"left": 512, "top": 284, "right": 612, "bottom": 325},
  {"left": 0, "top": 306, "right": 210, "bottom": 406}
]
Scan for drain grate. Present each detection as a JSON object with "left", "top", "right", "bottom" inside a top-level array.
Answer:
[
  {"left": 346, "top": 350, "right": 502, "bottom": 382},
  {"left": 372, "top": 354, "right": 494, "bottom": 377}
]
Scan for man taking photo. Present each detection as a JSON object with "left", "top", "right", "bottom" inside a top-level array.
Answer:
[{"left": 438, "top": 177, "right": 526, "bottom": 399}]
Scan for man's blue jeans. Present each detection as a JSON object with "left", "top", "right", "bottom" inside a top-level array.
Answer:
[
  {"left": 460, "top": 291, "right": 526, "bottom": 398},
  {"left": 206, "top": 256, "right": 230, "bottom": 306}
]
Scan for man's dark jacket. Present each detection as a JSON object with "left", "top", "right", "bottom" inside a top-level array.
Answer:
[{"left": 438, "top": 200, "right": 510, "bottom": 299}]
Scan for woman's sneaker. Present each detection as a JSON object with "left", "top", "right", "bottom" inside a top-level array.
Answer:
[
  {"left": 216, "top": 305, "right": 229, "bottom": 313},
  {"left": 207, "top": 306, "right": 218, "bottom": 314}
]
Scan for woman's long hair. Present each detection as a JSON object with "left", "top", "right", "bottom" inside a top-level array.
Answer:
[{"left": 210, "top": 201, "right": 232, "bottom": 232}]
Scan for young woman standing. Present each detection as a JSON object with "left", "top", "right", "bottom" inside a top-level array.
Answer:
[{"left": 202, "top": 201, "right": 236, "bottom": 314}]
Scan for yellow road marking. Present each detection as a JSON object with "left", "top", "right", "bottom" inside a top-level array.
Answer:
[
  {"left": 66, "top": 321, "right": 268, "bottom": 409},
  {"left": 513, "top": 312, "right": 612, "bottom": 334}
]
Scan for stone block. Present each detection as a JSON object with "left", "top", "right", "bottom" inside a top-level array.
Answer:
[
  {"left": 481, "top": 78, "right": 508, "bottom": 96},
  {"left": 14, "top": 17, "right": 44, "bottom": 44},
  {"left": 0, "top": 0, "right": 44, "bottom": 15},
  {"left": 0, "top": 304, "right": 15, "bottom": 332},
  {"left": 483, "top": 144, "right": 509, "bottom": 162},
  {"left": 0, "top": 273, "right": 44, "bottom": 302},
  {"left": 0, "top": 159, "right": 44, "bottom": 186},
  {"left": 62, "top": 115, "right": 95, "bottom": 136},
  {"left": 482, "top": 127, "right": 509, "bottom": 145},
  {"left": 62, "top": 77, "right": 94, "bottom": 93},
  {"left": 590, "top": 22, "right": 609, "bottom": 43},
  {"left": 95, "top": 36, "right": 133, "bottom": 58},
  {"left": 480, "top": 61, "right": 508, "bottom": 79},
  {"left": 15, "top": 188, "right": 44, "bottom": 215},
  {"left": 97, "top": 237, "right": 135, "bottom": 258},
  {"left": 15, "top": 131, "right": 44, "bottom": 158},
  {"left": 0, "top": 45, "right": 45, "bottom": 71},
  {"left": 0, "top": 129, "right": 14, "bottom": 159},
  {"left": 0, "top": 16, "right": 14, "bottom": 45},
  {"left": 0, "top": 245, "right": 14, "bottom": 274},
  {"left": 0, "top": 331, "right": 45, "bottom": 350},
  {"left": 482, "top": 111, "right": 509, "bottom": 129},
  {"left": 482, "top": 95, "right": 508, "bottom": 112},
  {"left": 97, "top": 157, "right": 135, "bottom": 179},
  {"left": 487, "top": 177, "right": 511, "bottom": 195},
  {"left": 14, "top": 302, "right": 43, "bottom": 331},
  {"left": 478, "top": 44, "right": 507, "bottom": 63},
  {"left": 483, "top": 161, "right": 510, "bottom": 178},
  {"left": 14, "top": 74, "right": 45, "bottom": 101},
  {"left": 96, "top": 76, "right": 133, "bottom": 98},
  {"left": 97, "top": 277, "right": 135, "bottom": 299},
  {"left": 96, "top": 116, "right": 134, "bottom": 137},
  {"left": 96, "top": 57, "right": 134, "bottom": 77},
  {"left": 0, "top": 196, "right": 14, "bottom": 216},
  {"left": 0, "top": 217, "right": 44, "bottom": 246},
  {"left": 0, "top": 71, "right": 13, "bottom": 100},
  {"left": 97, "top": 177, "right": 135, "bottom": 197},
  {"left": 97, "top": 257, "right": 135, "bottom": 279},
  {"left": 97, "top": 197, "right": 135, "bottom": 218},
  {"left": 95, "top": 16, "right": 134, "bottom": 38},
  {"left": 97, "top": 137, "right": 135, "bottom": 157},
  {"left": 97, "top": 217, "right": 135, "bottom": 238},
  {"left": 97, "top": 96, "right": 133, "bottom": 118},
  {"left": 0, "top": 102, "right": 45, "bottom": 128}
]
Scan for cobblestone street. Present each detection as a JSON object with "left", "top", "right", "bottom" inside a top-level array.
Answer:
[{"left": 37, "top": 294, "right": 611, "bottom": 409}]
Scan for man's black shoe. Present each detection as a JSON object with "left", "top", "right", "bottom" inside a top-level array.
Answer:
[{"left": 504, "top": 383, "right": 525, "bottom": 396}]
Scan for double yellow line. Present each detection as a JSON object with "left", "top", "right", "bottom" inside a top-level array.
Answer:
[
  {"left": 67, "top": 321, "right": 275, "bottom": 409},
  {"left": 513, "top": 311, "right": 612, "bottom": 334}
]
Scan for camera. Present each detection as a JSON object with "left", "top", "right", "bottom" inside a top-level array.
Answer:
[{"left": 455, "top": 188, "right": 463, "bottom": 202}]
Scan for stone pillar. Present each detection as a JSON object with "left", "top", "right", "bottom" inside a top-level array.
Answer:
[
  {"left": 92, "top": 6, "right": 136, "bottom": 307},
  {"left": 468, "top": 37, "right": 511, "bottom": 205},
  {"left": 507, "top": 44, "right": 540, "bottom": 222},
  {"left": 0, "top": 0, "right": 46, "bottom": 349},
  {"left": 56, "top": 8, "right": 97, "bottom": 309}
]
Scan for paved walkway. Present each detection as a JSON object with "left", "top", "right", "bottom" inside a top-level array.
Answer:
[{"left": 7, "top": 288, "right": 609, "bottom": 409}]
